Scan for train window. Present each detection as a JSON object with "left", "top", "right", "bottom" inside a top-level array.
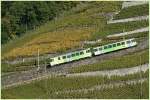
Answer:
[
  {"left": 127, "top": 41, "right": 131, "bottom": 44},
  {"left": 58, "top": 57, "right": 61, "bottom": 60},
  {"left": 67, "top": 55, "right": 71, "bottom": 58},
  {"left": 50, "top": 59, "right": 54, "bottom": 62},
  {"left": 94, "top": 49, "right": 98, "bottom": 52},
  {"left": 113, "top": 44, "right": 116, "bottom": 47},
  {"left": 99, "top": 48, "right": 102, "bottom": 51},
  {"left": 86, "top": 50, "right": 90, "bottom": 53},
  {"left": 104, "top": 46, "right": 107, "bottom": 49},
  {"left": 72, "top": 53, "right": 75, "bottom": 57},
  {"left": 108, "top": 45, "right": 112, "bottom": 48},
  {"left": 121, "top": 42, "right": 125, "bottom": 45},
  {"left": 76, "top": 52, "right": 79, "bottom": 56},
  {"left": 62, "top": 56, "right": 66, "bottom": 59},
  {"left": 131, "top": 40, "right": 135, "bottom": 42},
  {"left": 117, "top": 43, "right": 121, "bottom": 46},
  {"left": 80, "top": 52, "right": 84, "bottom": 55}
]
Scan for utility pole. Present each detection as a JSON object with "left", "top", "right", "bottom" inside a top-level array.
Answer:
[
  {"left": 7, "top": 61, "right": 10, "bottom": 71},
  {"left": 44, "top": 54, "right": 49, "bottom": 97},
  {"left": 37, "top": 49, "right": 40, "bottom": 71},
  {"left": 123, "top": 28, "right": 125, "bottom": 41},
  {"left": 45, "top": 60, "right": 48, "bottom": 96}
]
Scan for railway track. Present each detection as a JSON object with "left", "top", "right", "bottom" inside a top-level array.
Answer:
[
  {"left": 2, "top": 38, "right": 148, "bottom": 89},
  {"left": 2, "top": 64, "right": 148, "bottom": 89}
]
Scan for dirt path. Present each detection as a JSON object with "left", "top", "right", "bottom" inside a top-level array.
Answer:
[
  {"left": 66, "top": 64, "right": 149, "bottom": 77},
  {"left": 122, "top": 1, "right": 148, "bottom": 9},
  {"left": 2, "top": 38, "right": 148, "bottom": 89},
  {"left": 107, "top": 27, "right": 149, "bottom": 38},
  {"left": 107, "top": 15, "right": 148, "bottom": 24},
  {"left": 55, "top": 78, "right": 148, "bottom": 94}
]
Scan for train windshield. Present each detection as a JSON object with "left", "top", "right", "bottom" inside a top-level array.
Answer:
[
  {"left": 127, "top": 41, "right": 131, "bottom": 44},
  {"left": 131, "top": 39, "right": 135, "bottom": 42},
  {"left": 50, "top": 59, "right": 54, "bottom": 62}
]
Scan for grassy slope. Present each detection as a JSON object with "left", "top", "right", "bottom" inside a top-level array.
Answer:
[
  {"left": 58, "top": 81, "right": 148, "bottom": 99},
  {"left": 92, "top": 20, "right": 148, "bottom": 39},
  {"left": 4, "top": 27, "right": 96, "bottom": 59},
  {"left": 2, "top": 70, "right": 148, "bottom": 99},
  {"left": 2, "top": 2, "right": 148, "bottom": 59},
  {"left": 69, "top": 49, "right": 148, "bottom": 73},
  {"left": 114, "top": 4, "right": 149, "bottom": 19},
  {"left": 2, "top": 2, "right": 122, "bottom": 60},
  {"left": 3, "top": 19, "right": 148, "bottom": 60}
]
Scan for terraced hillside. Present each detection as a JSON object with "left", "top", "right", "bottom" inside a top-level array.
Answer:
[{"left": 1, "top": 1, "right": 149, "bottom": 99}]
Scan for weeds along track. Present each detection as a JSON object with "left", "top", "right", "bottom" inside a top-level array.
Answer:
[{"left": 2, "top": 38, "right": 148, "bottom": 88}]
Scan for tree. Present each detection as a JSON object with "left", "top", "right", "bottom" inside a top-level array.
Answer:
[{"left": 1, "top": 1, "right": 78, "bottom": 44}]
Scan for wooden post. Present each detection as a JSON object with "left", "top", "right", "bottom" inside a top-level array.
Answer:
[{"left": 37, "top": 49, "right": 40, "bottom": 71}]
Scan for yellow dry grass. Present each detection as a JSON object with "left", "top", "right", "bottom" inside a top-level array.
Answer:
[{"left": 3, "top": 27, "right": 96, "bottom": 59}]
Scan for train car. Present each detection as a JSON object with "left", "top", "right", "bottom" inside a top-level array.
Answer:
[
  {"left": 49, "top": 48, "right": 92, "bottom": 66},
  {"left": 47, "top": 38, "right": 137, "bottom": 67},
  {"left": 93, "top": 38, "right": 137, "bottom": 56}
]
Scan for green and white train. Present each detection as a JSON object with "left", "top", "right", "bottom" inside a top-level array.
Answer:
[{"left": 47, "top": 38, "right": 137, "bottom": 66}]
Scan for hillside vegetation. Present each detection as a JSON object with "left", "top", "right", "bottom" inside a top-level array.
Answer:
[
  {"left": 114, "top": 4, "right": 149, "bottom": 19},
  {"left": 92, "top": 20, "right": 148, "bottom": 39},
  {"left": 2, "top": 1, "right": 122, "bottom": 60},
  {"left": 4, "top": 27, "right": 96, "bottom": 59},
  {"left": 1, "top": 1, "right": 79, "bottom": 44}
]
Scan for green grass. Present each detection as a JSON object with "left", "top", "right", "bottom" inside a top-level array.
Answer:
[
  {"left": 1, "top": 61, "right": 36, "bottom": 73},
  {"left": 69, "top": 49, "right": 148, "bottom": 73},
  {"left": 2, "top": 70, "right": 148, "bottom": 99},
  {"left": 61, "top": 1, "right": 122, "bottom": 18},
  {"left": 114, "top": 4, "right": 149, "bottom": 19},
  {"left": 1, "top": 57, "right": 49, "bottom": 73},
  {"left": 92, "top": 20, "right": 148, "bottom": 39},
  {"left": 57, "top": 81, "right": 148, "bottom": 99}
]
